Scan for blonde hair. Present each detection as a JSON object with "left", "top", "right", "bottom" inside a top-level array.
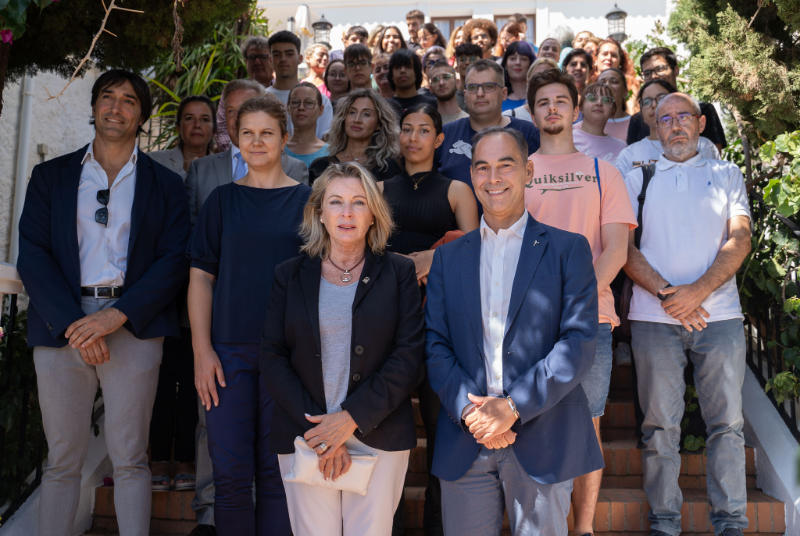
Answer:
[
  {"left": 236, "top": 95, "right": 289, "bottom": 139},
  {"left": 446, "top": 25, "right": 463, "bottom": 60},
  {"left": 327, "top": 89, "right": 400, "bottom": 172},
  {"left": 300, "top": 163, "right": 395, "bottom": 259},
  {"left": 304, "top": 43, "right": 330, "bottom": 61},
  {"left": 527, "top": 57, "right": 559, "bottom": 81}
]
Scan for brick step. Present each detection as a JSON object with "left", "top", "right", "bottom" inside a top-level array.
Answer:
[{"left": 403, "top": 487, "right": 785, "bottom": 533}]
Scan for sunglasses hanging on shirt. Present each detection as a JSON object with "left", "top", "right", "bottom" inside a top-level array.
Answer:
[{"left": 96, "top": 188, "right": 110, "bottom": 226}]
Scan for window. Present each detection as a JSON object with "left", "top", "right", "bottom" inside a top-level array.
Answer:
[
  {"left": 494, "top": 14, "right": 535, "bottom": 44},
  {"left": 432, "top": 17, "right": 469, "bottom": 43}
]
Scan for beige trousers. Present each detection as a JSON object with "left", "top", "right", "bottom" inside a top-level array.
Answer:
[{"left": 278, "top": 436, "right": 409, "bottom": 536}]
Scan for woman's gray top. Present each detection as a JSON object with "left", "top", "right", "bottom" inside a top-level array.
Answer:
[{"left": 319, "top": 277, "right": 358, "bottom": 413}]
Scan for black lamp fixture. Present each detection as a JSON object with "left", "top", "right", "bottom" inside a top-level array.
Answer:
[
  {"left": 312, "top": 14, "right": 333, "bottom": 45},
  {"left": 605, "top": 3, "right": 628, "bottom": 42}
]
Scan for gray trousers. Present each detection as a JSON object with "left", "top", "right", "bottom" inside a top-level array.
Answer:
[
  {"left": 631, "top": 319, "right": 748, "bottom": 536},
  {"left": 34, "top": 297, "right": 163, "bottom": 536},
  {"left": 440, "top": 445, "right": 573, "bottom": 536},
  {"left": 192, "top": 394, "right": 215, "bottom": 525}
]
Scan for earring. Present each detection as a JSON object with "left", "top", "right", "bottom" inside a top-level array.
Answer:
[{"left": 320, "top": 219, "right": 324, "bottom": 223}]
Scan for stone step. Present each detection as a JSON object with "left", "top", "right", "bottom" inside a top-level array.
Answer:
[{"left": 403, "top": 486, "right": 785, "bottom": 533}]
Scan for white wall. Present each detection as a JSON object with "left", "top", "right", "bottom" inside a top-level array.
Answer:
[
  {"left": 262, "top": 0, "right": 671, "bottom": 52},
  {"left": 0, "top": 70, "right": 101, "bottom": 263}
]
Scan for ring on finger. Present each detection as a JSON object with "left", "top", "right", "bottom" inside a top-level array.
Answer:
[{"left": 317, "top": 442, "right": 329, "bottom": 453}]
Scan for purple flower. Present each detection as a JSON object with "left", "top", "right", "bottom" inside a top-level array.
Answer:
[{"left": 1, "top": 30, "right": 12, "bottom": 45}]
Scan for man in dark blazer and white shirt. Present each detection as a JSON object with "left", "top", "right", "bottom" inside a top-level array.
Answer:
[
  {"left": 17, "top": 70, "right": 190, "bottom": 536},
  {"left": 424, "top": 127, "right": 604, "bottom": 536},
  {"left": 185, "top": 79, "right": 308, "bottom": 224}
]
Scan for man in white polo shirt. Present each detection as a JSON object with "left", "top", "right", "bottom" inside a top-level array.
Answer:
[{"left": 622, "top": 93, "right": 751, "bottom": 536}]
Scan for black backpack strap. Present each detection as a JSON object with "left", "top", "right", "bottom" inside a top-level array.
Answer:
[{"left": 634, "top": 163, "right": 656, "bottom": 250}]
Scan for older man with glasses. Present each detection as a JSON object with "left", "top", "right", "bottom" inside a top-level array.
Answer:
[
  {"left": 215, "top": 36, "right": 274, "bottom": 152},
  {"left": 623, "top": 93, "right": 751, "bottom": 536}
]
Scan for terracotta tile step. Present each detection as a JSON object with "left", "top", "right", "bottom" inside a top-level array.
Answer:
[
  {"left": 94, "top": 487, "right": 196, "bottom": 521},
  {"left": 90, "top": 515, "right": 195, "bottom": 535},
  {"left": 602, "top": 439, "right": 756, "bottom": 477},
  {"left": 403, "top": 487, "right": 785, "bottom": 533}
]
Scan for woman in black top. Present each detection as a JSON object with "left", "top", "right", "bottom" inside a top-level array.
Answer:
[
  {"left": 308, "top": 89, "right": 403, "bottom": 184},
  {"left": 380, "top": 104, "right": 477, "bottom": 536}
]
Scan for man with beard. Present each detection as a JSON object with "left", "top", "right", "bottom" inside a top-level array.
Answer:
[
  {"left": 523, "top": 67, "right": 637, "bottom": 536},
  {"left": 428, "top": 61, "right": 468, "bottom": 124},
  {"left": 623, "top": 93, "right": 751, "bottom": 536}
]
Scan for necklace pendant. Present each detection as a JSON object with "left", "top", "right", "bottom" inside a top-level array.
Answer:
[
  {"left": 341, "top": 271, "right": 353, "bottom": 283},
  {"left": 413, "top": 184, "right": 418, "bottom": 190}
]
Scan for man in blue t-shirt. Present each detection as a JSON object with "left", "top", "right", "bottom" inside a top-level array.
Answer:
[{"left": 435, "top": 59, "right": 540, "bottom": 203}]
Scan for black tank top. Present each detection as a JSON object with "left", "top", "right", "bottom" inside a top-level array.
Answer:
[{"left": 383, "top": 170, "right": 457, "bottom": 255}]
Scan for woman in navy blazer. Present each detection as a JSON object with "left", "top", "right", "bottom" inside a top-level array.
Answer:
[{"left": 260, "top": 162, "right": 424, "bottom": 535}]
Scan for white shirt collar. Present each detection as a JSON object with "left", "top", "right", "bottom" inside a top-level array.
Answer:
[
  {"left": 656, "top": 150, "right": 706, "bottom": 171},
  {"left": 479, "top": 210, "right": 528, "bottom": 240},
  {"left": 81, "top": 139, "right": 138, "bottom": 166}
]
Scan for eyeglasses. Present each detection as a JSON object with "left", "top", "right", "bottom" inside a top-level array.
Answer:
[
  {"left": 289, "top": 98, "right": 318, "bottom": 109},
  {"left": 457, "top": 55, "right": 479, "bottom": 64},
  {"left": 95, "top": 189, "right": 110, "bottom": 226},
  {"left": 640, "top": 93, "right": 668, "bottom": 109},
  {"left": 585, "top": 93, "right": 615, "bottom": 106},
  {"left": 245, "top": 54, "right": 270, "bottom": 62},
  {"left": 642, "top": 64, "right": 671, "bottom": 80},
  {"left": 464, "top": 82, "right": 502, "bottom": 94},
  {"left": 657, "top": 113, "right": 700, "bottom": 129},
  {"left": 430, "top": 73, "right": 455, "bottom": 84},
  {"left": 425, "top": 59, "right": 438, "bottom": 68},
  {"left": 345, "top": 60, "right": 370, "bottom": 71}
]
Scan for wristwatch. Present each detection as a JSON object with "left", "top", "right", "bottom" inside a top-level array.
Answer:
[
  {"left": 657, "top": 283, "right": 673, "bottom": 301},
  {"left": 506, "top": 396, "right": 520, "bottom": 421}
]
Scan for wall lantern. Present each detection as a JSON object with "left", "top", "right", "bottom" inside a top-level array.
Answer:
[
  {"left": 605, "top": 3, "right": 627, "bottom": 42},
  {"left": 312, "top": 14, "right": 333, "bottom": 45}
]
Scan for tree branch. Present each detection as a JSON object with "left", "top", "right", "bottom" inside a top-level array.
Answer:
[
  {"left": 746, "top": 154, "right": 785, "bottom": 192},
  {"left": 749, "top": 0, "right": 765, "bottom": 30},
  {"left": 732, "top": 107, "right": 753, "bottom": 185},
  {"left": 44, "top": 0, "right": 144, "bottom": 103}
]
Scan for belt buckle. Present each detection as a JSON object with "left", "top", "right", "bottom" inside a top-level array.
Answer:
[{"left": 94, "top": 286, "right": 102, "bottom": 298}]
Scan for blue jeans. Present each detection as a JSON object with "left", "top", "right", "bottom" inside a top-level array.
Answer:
[
  {"left": 206, "top": 343, "right": 291, "bottom": 536},
  {"left": 580, "top": 323, "right": 613, "bottom": 418},
  {"left": 440, "top": 445, "right": 573, "bottom": 536},
  {"left": 631, "top": 320, "right": 748, "bottom": 536}
]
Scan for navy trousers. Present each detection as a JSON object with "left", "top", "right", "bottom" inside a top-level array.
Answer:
[{"left": 206, "top": 343, "right": 291, "bottom": 536}]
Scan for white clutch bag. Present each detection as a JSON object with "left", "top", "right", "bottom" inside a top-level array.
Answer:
[{"left": 283, "top": 436, "right": 378, "bottom": 496}]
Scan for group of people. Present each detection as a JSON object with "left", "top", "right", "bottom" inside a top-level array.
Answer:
[{"left": 17, "top": 11, "right": 752, "bottom": 536}]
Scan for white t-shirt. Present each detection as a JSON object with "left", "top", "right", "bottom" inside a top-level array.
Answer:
[
  {"left": 573, "top": 128, "right": 628, "bottom": 164},
  {"left": 266, "top": 86, "right": 333, "bottom": 140},
  {"left": 624, "top": 154, "right": 751, "bottom": 324},
  {"left": 615, "top": 137, "right": 720, "bottom": 178},
  {"left": 502, "top": 106, "right": 533, "bottom": 122}
]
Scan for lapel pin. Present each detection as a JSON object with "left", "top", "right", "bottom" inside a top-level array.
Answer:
[
  {"left": 362, "top": 277, "right": 370, "bottom": 284},
  {"left": 533, "top": 240, "right": 539, "bottom": 247}
]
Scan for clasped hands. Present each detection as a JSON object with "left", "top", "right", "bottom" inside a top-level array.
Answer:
[
  {"left": 64, "top": 308, "right": 127, "bottom": 365},
  {"left": 304, "top": 410, "right": 358, "bottom": 482},
  {"left": 658, "top": 283, "right": 709, "bottom": 332},
  {"left": 464, "top": 393, "right": 518, "bottom": 449}
]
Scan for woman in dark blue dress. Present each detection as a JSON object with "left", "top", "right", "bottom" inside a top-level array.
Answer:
[{"left": 188, "top": 95, "right": 311, "bottom": 536}]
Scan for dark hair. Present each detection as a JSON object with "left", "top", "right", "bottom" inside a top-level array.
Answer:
[
  {"left": 401, "top": 103, "right": 443, "bottom": 135},
  {"left": 323, "top": 59, "right": 351, "bottom": 93},
  {"left": 640, "top": 46, "right": 678, "bottom": 69},
  {"left": 636, "top": 78, "right": 677, "bottom": 102},
  {"left": 471, "top": 126, "right": 527, "bottom": 163},
  {"left": 562, "top": 48, "right": 593, "bottom": 72},
  {"left": 344, "top": 43, "right": 373, "bottom": 64},
  {"left": 527, "top": 68, "right": 579, "bottom": 109},
  {"left": 597, "top": 66, "right": 628, "bottom": 92},
  {"left": 175, "top": 95, "right": 217, "bottom": 149},
  {"left": 455, "top": 43, "right": 483, "bottom": 60},
  {"left": 429, "top": 59, "right": 455, "bottom": 76},
  {"left": 289, "top": 81, "right": 323, "bottom": 107},
  {"left": 388, "top": 49, "right": 423, "bottom": 91},
  {"left": 500, "top": 41, "right": 536, "bottom": 88},
  {"left": 420, "top": 23, "right": 447, "bottom": 48},
  {"left": 406, "top": 9, "right": 425, "bottom": 21},
  {"left": 345, "top": 25, "right": 369, "bottom": 40},
  {"left": 465, "top": 58, "right": 504, "bottom": 85},
  {"left": 378, "top": 26, "right": 408, "bottom": 54},
  {"left": 463, "top": 19, "right": 499, "bottom": 48},
  {"left": 582, "top": 82, "right": 617, "bottom": 114},
  {"left": 90, "top": 70, "right": 152, "bottom": 135},
  {"left": 268, "top": 30, "right": 301, "bottom": 54}
]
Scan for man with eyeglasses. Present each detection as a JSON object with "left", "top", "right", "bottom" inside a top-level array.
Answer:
[
  {"left": 623, "top": 93, "right": 751, "bottom": 536},
  {"left": 343, "top": 44, "right": 374, "bottom": 91},
  {"left": 435, "top": 59, "right": 539, "bottom": 207},
  {"left": 454, "top": 43, "right": 483, "bottom": 109},
  {"left": 265, "top": 30, "right": 333, "bottom": 139},
  {"left": 18, "top": 69, "right": 191, "bottom": 536},
  {"left": 523, "top": 67, "right": 636, "bottom": 536},
  {"left": 214, "top": 36, "right": 274, "bottom": 152},
  {"left": 428, "top": 61, "right": 468, "bottom": 124},
  {"left": 626, "top": 47, "right": 727, "bottom": 151},
  {"left": 387, "top": 48, "right": 438, "bottom": 117}
]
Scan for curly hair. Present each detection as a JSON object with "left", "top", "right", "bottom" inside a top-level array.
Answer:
[
  {"left": 326, "top": 89, "right": 400, "bottom": 172},
  {"left": 463, "top": 19, "right": 498, "bottom": 49}
]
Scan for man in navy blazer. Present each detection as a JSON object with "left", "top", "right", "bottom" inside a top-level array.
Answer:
[
  {"left": 424, "top": 126, "right": 604, "bottom": 536},
  {"left": 17, "top": 70, "right": 190, "bottom": 536}
]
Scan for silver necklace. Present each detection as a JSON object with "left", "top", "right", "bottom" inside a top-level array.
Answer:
[{"left": 328, "top": 256, "right": 364, "bottom": 282}]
